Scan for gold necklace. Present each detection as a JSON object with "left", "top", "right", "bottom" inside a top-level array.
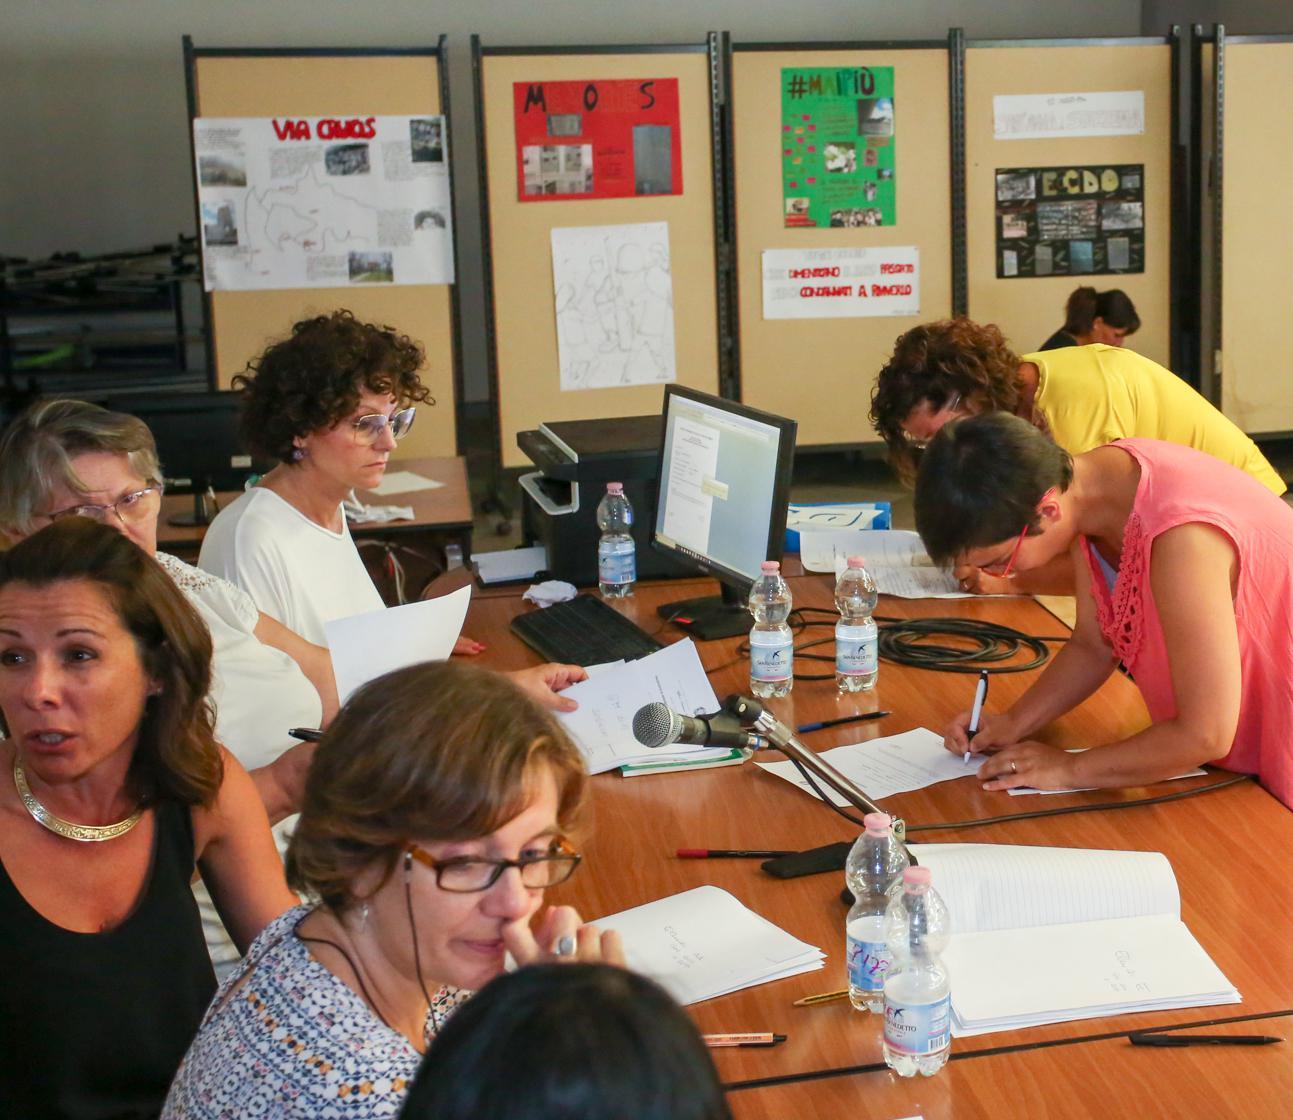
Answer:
[{"left": 12, "top": 760, "right": 143, "bottom": 842}]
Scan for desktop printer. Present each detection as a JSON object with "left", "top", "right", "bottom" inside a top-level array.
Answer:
[{"left": 517, "top": 415, "right": 693, "bottom": 587}]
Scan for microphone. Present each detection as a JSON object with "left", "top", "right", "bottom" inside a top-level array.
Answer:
[{"left": 632, "top": 702, "right": 759, "bottom": 750}]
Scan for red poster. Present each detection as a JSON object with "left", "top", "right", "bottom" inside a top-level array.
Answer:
[{"left": 513, "top": 78, "right": 682, "bottom": 201}]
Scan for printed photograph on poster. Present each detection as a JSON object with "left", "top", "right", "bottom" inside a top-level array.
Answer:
[
  {"left": 762, "top": 246, "right": 919, "bottom": 320},
  {"left": 550, "top": 222, "right": 676, "bottom": 391},
  {"left": 781, "top": 66, "right": 896, "bottom": 228},
  {"left": 513, "top": 79, "right": 682, "bottom": 202},
  {"left": 192, "top": 114, "right": 455, "bottom": 292},
  {"left": 993, "top": 164, "right": 1144, "bottom": 278}
]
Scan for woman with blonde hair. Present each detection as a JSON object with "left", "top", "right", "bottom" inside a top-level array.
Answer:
[{"left": 164, "top": 660, "right": 621, "bottom": 1120}]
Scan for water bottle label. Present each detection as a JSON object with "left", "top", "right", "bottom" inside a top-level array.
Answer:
[
  {"left": 884, "top": 995, "right": 951, "bottom": 1055},
  {"left": 846, "top": 936, "right": 890, "bottom": 991},
  {"left": 836, "top": 628, "right": 878, "bottom": 677},
  {"left": 598, "top": 543, "right": 636, "bottom": 585},
  {"left": 750, "top": 638, "right": 793, "bottom": 682}
]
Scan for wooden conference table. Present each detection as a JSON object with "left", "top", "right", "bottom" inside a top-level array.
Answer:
[{"left": 467, "top": 567, "right": 1293, "bottom": 1120}]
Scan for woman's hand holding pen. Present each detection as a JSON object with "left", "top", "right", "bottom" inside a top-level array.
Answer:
[{"left": 942, "top": 709, "right": 1020, "bottom": 756}]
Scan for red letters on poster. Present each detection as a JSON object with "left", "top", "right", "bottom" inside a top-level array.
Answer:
[{"left": 512, "top": 78, "right": 683, "bottom": 201}]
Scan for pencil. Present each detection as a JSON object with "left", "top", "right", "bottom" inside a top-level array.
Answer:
[{"left": 792, "top": 989, "right": 850, "bottom": 1007}]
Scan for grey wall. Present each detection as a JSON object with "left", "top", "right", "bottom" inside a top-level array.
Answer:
[
  {"left": 2, "top": 1, "right": 1143, "bottom": 401},
  {"left": 1143, "top": 0, "right": 1293, "bottom": 34}
]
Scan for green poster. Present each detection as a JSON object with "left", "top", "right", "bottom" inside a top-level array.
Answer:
[{"left": 781, "top": 66, "right": 896, "bottom": 228}]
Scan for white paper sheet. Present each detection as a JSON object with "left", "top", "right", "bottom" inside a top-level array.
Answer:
[
  {"left": 756, "top": 727, "right": 981, "bottom": 803},
  {"left": 324, "top": 584, "right": 471, "bottom": 702},
  {"left": 761, "top": 246, "right": 920, "bottom": 320},
  {"left": 365, "top": 470, "right": 445, "bottom": 496},
  {"left": 993, "top": 90, "right": 1145, "bottom": 140},
  {"left": 1007, "top": 766, "right": 1206, "bottom": 795},
  {"left": 193, "top": 114, "right": 455, "bottom": 292},
  {"left": 473, "top": 545, "right": 548, "bottom": 585},
  {"left": 551, "top": 221, "right": 676, "bottom": 391},
  {"left": 787, "top": 504, "right": 882, "bottom": 532},
  {"left": 591, "top": 886, "right": 824, "bottom": 1005},
  {"left": 555, "top": 639, "right": 722, "bottom": 774}
]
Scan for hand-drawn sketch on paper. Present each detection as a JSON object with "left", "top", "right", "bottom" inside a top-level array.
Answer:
[{"left": 550, "top": 221, "right": 676, "bottom": 391}]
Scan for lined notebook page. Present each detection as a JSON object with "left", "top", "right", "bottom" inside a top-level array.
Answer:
[{"left": 909, "top": 844, "right": 1180, "bottom": 935}]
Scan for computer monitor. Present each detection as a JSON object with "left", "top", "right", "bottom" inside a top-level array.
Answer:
[
  {"left": 650, "top": 385, "right": 797, "bottom": 640},
  {"left": 102, "top": 390, "right": 267, "bottom": 526}
]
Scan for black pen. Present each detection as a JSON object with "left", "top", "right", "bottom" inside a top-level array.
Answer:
[
  {"left": 289, "top": 727, "right": 324, "bottom": 742},
  {"left": 796, "top": 711, "right": 891, "bottom": 734},
  {"left": 1130, "top": 1032, "right": 1283, "bottom": 1047}
]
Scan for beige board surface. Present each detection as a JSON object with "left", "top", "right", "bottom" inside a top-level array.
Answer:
[
  {"left": 731, "top": 48, "right": 951, "bottom": 448},
  {"left": 193, "top": 54, "right": 457, "bottom": 461},
  {"left": 480, "top": 52, "right": 719, "bottom": 468},
  {"left": 1220, "top": 41, "right": 1293, "bottom": 433},
  {"left": 966, "top": 44, "right": 1172, "bottom": 367}
]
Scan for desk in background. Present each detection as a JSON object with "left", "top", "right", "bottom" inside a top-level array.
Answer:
[
  {"left": 157, "top": 457, "right": 474, "bottom": 597},
  {"left": 468, "top": 570, "right": 1293, "bottom": 1119}
]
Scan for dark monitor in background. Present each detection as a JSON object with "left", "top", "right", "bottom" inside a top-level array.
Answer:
[
  {"left": 650, "top": 385, "right": 797, "bottom": 640},
  {"left": 102, "top": 390, "right": 267, "bottom": 527}
]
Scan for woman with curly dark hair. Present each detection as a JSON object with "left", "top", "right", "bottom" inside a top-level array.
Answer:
[
  {"left": 199, "top": 311, "right": 584, "bottom": 709},
  {"left": 869, "top": 317, "right": 1285, "bottom": 593}
]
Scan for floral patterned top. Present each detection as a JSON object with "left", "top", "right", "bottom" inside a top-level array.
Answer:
[{"left": 161, "top": 906, "right": 468, "bottom": 1119}]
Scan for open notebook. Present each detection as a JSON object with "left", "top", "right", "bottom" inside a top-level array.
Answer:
[{"left": 909, "top": 843, "right": 1240, "bottom": 1036}]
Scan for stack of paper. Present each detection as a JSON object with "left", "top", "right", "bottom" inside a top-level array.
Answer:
[
  {"left": 799, "top": 529, "right": 1013, "bottom": 599},
  {"left": 555, "top": 640, "right": 742, "bottom": 776},
  {"left": 909, "top": 843, "right": 1240, "bottom": 1036},
  {"left": 592, "top": 886, "right": 825, "bottom": 1005}
]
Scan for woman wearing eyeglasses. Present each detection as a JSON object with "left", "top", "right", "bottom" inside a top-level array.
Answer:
[
  {"left": 869, "top": 318, "right": 1285, "bottom": 594},
  {"left": 198, "top": 310, "right": 584, "bottom": 701},
  {"left": 162, "top": 660, "right": 621, "bottom": 1120},
  {"left": 916, "top": 412, "right": 1293, "bottom": 808}
]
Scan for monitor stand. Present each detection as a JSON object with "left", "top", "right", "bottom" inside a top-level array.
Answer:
[
  {"left": 657, "top": 581, "right": 750, "bottom": 641},
  {"left": 166, "top": 488, "right": 216, "bottom": 528}
]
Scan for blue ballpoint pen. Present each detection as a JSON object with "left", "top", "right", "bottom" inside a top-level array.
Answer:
[{"left": 964, "top": 670, "right": 989, "bottom": 764}]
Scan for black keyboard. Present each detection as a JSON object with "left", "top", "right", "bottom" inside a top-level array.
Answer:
[{"left": 511, "top": 594, "right": 664, "bottom": 666}]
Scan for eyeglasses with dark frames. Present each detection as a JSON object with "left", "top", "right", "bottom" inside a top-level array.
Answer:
[
  {"left": 351, "top": 407, "right": 417, "bottom": 445},
  {"left": 405, "top": 836, "right": 582, "bottom": 893},
  {"left": 43, "top": 484, "right": 163, "bottom": 526}
]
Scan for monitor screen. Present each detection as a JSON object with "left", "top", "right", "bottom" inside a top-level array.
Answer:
[{"left": 651, "top": 386, "right": 796, "bottom": 639}]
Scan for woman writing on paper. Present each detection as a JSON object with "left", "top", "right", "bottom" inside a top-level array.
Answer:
[
  {"left": 1038, "top": 286, "right": 1140, "bottom": 351},
  {"left": 916, "top": 412, "right": 1293, "bottom": 809},
  {"left": 198, "top": 310, "right": 583, "bottom": 705},
  {"left": 868, "top": 317, "right": 1285, "bottom": 593},
  {"left": 0, "top": 520, "right": 294, "bottom": 1118},
  {"left": 163, "top": 661, "right": 622, "bottom": 1120}
]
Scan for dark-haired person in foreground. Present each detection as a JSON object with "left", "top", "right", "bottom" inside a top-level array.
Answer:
[
  {"left": 0, "top": 520, "right": 294, "bottom": 1119},
  {"left": 1038, "top": 285, "right": 1140, "bottom": 351},
  {"left": 199, "top": 309, "right": 585, "bottom": 709},
  {"left": 870, "top": 317, "right": 1285, "bottom": 594},
  {"left": 399, "top": 963, "right": 732, "bottom": 1120},
  {"left": 164, "top": 661, "right": 621, "bottom": 1120},
  {"left": 916, "top": 413, "right": 1293, "bottom": 809}
]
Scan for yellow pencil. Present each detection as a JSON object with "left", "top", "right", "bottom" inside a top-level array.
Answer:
[{"left": 793, "top": 989, "right": 850, "bottom": 1007}]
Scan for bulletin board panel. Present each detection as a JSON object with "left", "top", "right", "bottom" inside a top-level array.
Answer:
[
  {"left": 476, "top": 43, "right": 722, "bottom": 469},
  {"left": 185, "top": 44, "right": 462, "bottom": 461},
  {"left": 965, "top": 39, "right": 1175, "bottom": 368},
  {"left": 1217, "top": 36, "right": 1293, "bottom": 435},
  {"left": 729, "top": 42, "right": 955, "bottom": 449}
]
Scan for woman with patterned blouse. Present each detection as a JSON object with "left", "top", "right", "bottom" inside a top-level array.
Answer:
[{"left": 163, "top": 660, "right": 622, "bottom": 1120}]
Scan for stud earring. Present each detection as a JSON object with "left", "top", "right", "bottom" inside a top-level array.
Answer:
[{"left": 291, "top": 446, "right": 306, "bottom": 462}]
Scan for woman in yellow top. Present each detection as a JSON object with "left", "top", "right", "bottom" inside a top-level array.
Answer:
[{"left": 869, "top": 317, "right": 1285, "bottom": 592}]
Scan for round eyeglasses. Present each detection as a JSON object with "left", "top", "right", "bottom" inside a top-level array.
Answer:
[
  {"left": 406, "top": 836, "right": 582, "bottom": 893},
  {"left": 43, "top": 485, "right": 163, "bottom": 527},
  {"left": 352, "top": 407, "right": 417, "bottom": 445}
]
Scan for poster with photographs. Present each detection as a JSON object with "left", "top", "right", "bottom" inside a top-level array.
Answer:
[
  {"left": 994, "top": 164, "right": 1144, "bottom": 278},
  {"left": 781, "top": 66, "right": 896, "bottom": 228},
  {"left": 192, "top": 114, "right": 455, "bottom": 292},
  {"left": 513, "top": 79, "right": 682, "bottom": 201}
]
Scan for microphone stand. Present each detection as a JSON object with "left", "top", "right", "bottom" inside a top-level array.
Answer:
[{"left": 725, "top": 694, "right": 908, "bottom": 845}]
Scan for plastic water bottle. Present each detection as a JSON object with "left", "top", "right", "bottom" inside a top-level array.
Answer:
[
  {"left": 748, "top": 560, "right": 793, "bottom": 698},
  {"left": 596, "top": 482, "right": 635, "bottom": 598},
  {"left": 883, "top": 867, "right": 952, "bottom": 1078},
  {"left": 844, "top": 812, "right": 910, "bottom": 1012},
  {"left": 835, "top": 555, "right": 879, "bottom": 693}
]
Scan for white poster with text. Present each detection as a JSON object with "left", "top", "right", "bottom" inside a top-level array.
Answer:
[
  {"left": 193, "top": 114, "right": 455, "bottom": 292},
  {"left": 993, "top": 91, "right": 1145, "bottom": 141},
  {"left": 761, "top": 246, "right": 919, "bottom": 320}
]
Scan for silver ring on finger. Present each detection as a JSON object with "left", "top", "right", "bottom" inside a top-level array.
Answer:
[
  {"left": 1010, "top": 761, "right": 1018, "bottom": 774},
  {"left": 554, "top": 934, "right": 576, "bottom": 957}
]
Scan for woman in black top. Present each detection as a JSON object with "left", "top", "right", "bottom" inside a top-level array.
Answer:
[
  {"left": 1039, "top": 286, "right": 1141, "bottom": 350},
  {"left": 0, "top": 520, "right": 294, "bottom": 1119}
]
